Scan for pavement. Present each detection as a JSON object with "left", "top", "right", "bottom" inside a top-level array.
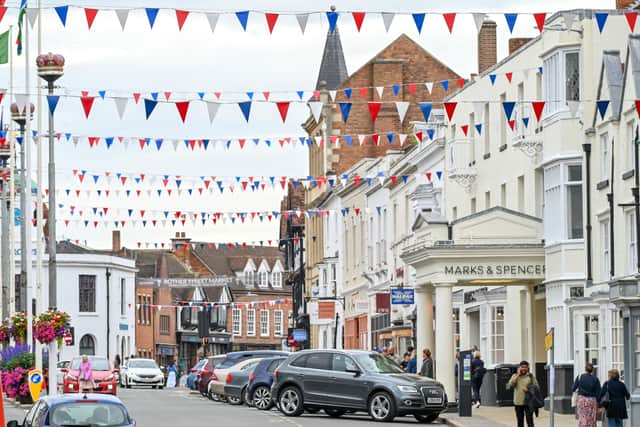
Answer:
[{"left": 2, "top": 387, "right": 578, "bottom": 427}]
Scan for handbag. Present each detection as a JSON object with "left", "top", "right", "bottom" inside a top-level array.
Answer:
[
  {"left": 571, "top": 391, "right": 578, "bottom": 408},
  {"left": 599, "top": 386, "right": 610, "bottom": 408}
]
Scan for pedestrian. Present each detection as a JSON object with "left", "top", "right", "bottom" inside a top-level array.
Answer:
[
  {"left": 600, "top": 369, "right": 630, "bottom": 427},
  {"left": 419, "top": 349, "right": 434, "bottom": 378},
  {"left": 400, "top": 352, "right": 410, "bottom": 371},
  {"left": 572, "top": 363, "right": 601, "bottom": 427},
  {"left": 387, "top": 346, "right": 399, "bottom": 364},
  {"left": 113, "top": 354, "right": 121, "bottom": 370},
  {"left": 471, "top": 351, "right": 486, "bottom": 408},
  {"left": 508, "top": 360, "right": 538, "bottom": 427},
  {"left": 166, "top": 360, "right": 177, "bottom": 388},
  {"left": 78, "top": 354, "right": 95, "bottom": 393},
  {"left": 406, "top": 350, "right": 417, "bottom": 374}
]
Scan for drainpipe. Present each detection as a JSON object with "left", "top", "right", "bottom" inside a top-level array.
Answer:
[
  {"left": 635, "top": 127, "right": 640, "bottom": 273},
  {"left": 106, "top": 268, "right": 111, "bottom": 359},
  {"left": 583, "top": 135, "right": 593, "bottom": 286},
  {"left": 608, "top": 138, "right": 615, "bottom": 278}
]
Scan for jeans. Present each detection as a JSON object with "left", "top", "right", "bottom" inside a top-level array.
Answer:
[
  {"left": 608, "top": 418, "right": 622, "bottom": 427},
  {"left": 515, "top": 405, "right": 534, "bottom": 427},
  {"left": 471, "top": 382, "right": 481, "bottom": 403}
]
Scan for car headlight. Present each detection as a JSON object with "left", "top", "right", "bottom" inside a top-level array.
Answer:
[
  {"left": 105, "top": 374, "right": 114, "bottom": 381},
  {"left": 397, "top": 385, "right": 419, "bottom": 394},
  {"left": 66, "top": 375, "right": 78, "bottom": 381}
]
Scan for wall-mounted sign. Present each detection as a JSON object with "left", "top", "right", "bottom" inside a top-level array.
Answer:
[
  {"left": 376, "top": 293, "right": 390, "bottom": 313},
  {"left": 391, "top": 288, "right": 415, "bottom": 305},
  {"left": 355, "top": 300, "right": 369, "bottom": 313},
  {"left": 444, "top": 264, "right": 545, "bottom": 276}
]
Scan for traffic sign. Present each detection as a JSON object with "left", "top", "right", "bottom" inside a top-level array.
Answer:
[
  {"left": 545, "top": 330, "right": 554, "bottom": 351},
  {"left": 28, "top": 369, "right": 43, "bottom": 401},
  {"left": 63, "top": 332, "right": 72, "bottom": 345}
]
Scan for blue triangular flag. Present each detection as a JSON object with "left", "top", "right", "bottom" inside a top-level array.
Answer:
[
  {"left": 597, "top": 100, "right": 609, "bottom": 120},
  {"left": 326, "top": 11, "right": 339, "bottom": 33},
  {"left": 202, "top": 139, "right": 209, "bottom": 150},
  {"left": 427, "top": 129, "right": 435, "bottom": 140},
  {"left": 489, "top": 74, "right": 497, "bottom": 85},
  {"left": 127, "top": 209, "right": 133, "bottom": 217},
  {"left": 264, "top": 139, "right": 271, "bottom": 147},
  {"left": 188, "top": 189, "right": 193, "bottom": 195},
  {"left": 595, "top": 12, "right": 608, "bottom": 33},
  {"left": 65, "top": 133, "right": 71, "bottom": 141},
  {"left": 475, "top": 124, "right": 483, "bottom": 135},
  {"left": 238, "top": 101, "right": 252, "bottom": 122},
  {"left": 522, "top": 117, "right": 530, "bottom": 128},
  {"left": 436, "top": 171, "right": 443, "bottom": 180},
  {"left": 387, "top": 133, "right": 394, "bottom": 144},
  {"left": 345, "top": 135, "right": 353, "bottom": 146},
  {"left": 412, "top": 13, "right": 425, "bottom": 33},
  {"left": 157, "top": 190, "right": 162, "bottom": 197},
  {"left": 236, "top": 11, "right": 249, "bottom": 31},
  {"left": 392, "top": 85, "right": 400, "bottom": 96},
  {"left": 125, "top": 190, "right": 130, "bottom": 197},
  {"left": 402, "top": 176, "right": 408, "bottom": 183},
  {"left": 246, "top": 92, "right": 254, "bottom": 100},
  {"left": 144, "top": 99, "right": 157, "bottom": 119},
  {"left": 155, "top": 139, "right": 163, "bottom": 150},
  {"left": 418, "top": 102, "right": 433, "bottom": 122},
  {"left": 197, "top": 92, "right": 205, "bottom": 100},
  {"left": 297, "top": 91, "right": 304, "bottom": 100},
  {"left": 98, "top": 90, "right": 106, "bottom": 99},
  {"left": 344, "top": 88, "right": 352, "bottom": 99},
  {"left": 105, "top": 137, "right": 114, "bottom": 148},
  {"left": 47, "top": 95, "right": 60, "bottom": 115},
  {"left": 92, "top": 175, "right": 99, "bottom": 184},
  {"left": 16, "top": 136, "right": 23, "bottom": 145},
  {"left": 54, "top": 6, "right": 68, "bottom": 27},
  {"left": 145, "top": 8, "right": 159, "bottom": 29},
  {"left": 339, "top": 102, "right": 352, "bottom": 122},
  {"left": 151, "top": 92, "right": 159, "bottom": 101},
  {"left": 504, "top": 13, "right": 518, "bottom": 33},
  {"left": 502, "top": 101, "right": 516, "bottom": 120},
  {"left": 253, "top": 138, "right": 260, "bottom": 146},
  {"left": 441, "top": 80, "right": 449, "bottom": 91}
]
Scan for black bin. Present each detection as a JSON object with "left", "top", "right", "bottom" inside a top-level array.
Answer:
[{"left": 495, "top": 364, "right": 518, "bottom": 406}]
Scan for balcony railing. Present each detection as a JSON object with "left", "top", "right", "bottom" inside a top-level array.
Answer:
[{"left": 447, "top": 138, "right": 477, "bottom": 192}]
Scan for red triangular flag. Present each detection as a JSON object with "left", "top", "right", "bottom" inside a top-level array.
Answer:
[
  {"left": 85, "top": 8, "right": 98, "bottom": 30},
  {"left": 461, "top": 125, "right": 469, "bottom": 136},
  {"left": 352, "top": 12, "right": 366, "bottom": 32},
  {"left": 444, "top": 102, "right": 457, "bottom": 121},
  {"left": 426, "top": 172, "right": 432, "bottom": 182},
  {"left": 0, "top": 7, "right": 7, "bottom": 24},
  {"left": 533, "top": 13, "right": 546, "bottom": 33},
  {"left": 164, "top": 91, "right": 172, "bottom": 101},
  {"left": 189, "top": 140, "right": 195, "bottom": 150},
  {"left": 443, "top": 13, "right": 456, "bottom": 33},
  {"left": 276, "top": 102, "right": 290, "bottom": 123},
  {"left": 80, "top": 96, "right": 95, "bottom": 118},
  {"left": 508, "top": 120, "right": 516, "bottom": 131},
  {"left": 175, "top": 10, "right": 189, "bottom": 31},
  {"left": 635, "top": 100, "right": 640, "bottom": 118},
  {"left": 531, "top": 101, "right": 545, "bottom": 121},
  {"left": 408, "top": 83, "right": 417, "bottom": 95},
  {"left": 238, "top": 139, "right": 246, "bottom": 149},
  {"left": 372, "top": 134, "right": 380, "bottom": 145},
  {"left": 360, "top": 87, "right": 368, "bottom": 98},
  {"left": 505, "top": 72, "right": 513, "bottom": 83},
  {"left": 175, "top": 101, "right": 190, "bottom": 123},
  {"left": 626, "top": 12, "right": 638, "bottom": 32},
  {"left": 262, "top": 91, "right": 270, "bottom": 101},
  {"left": 139, "top": 138, "right": 146, "bottom": 149},
  {"left": 265, "top": 13, "right": 279, "bottom": 34},
  {"left": 133, "top": 93, "right": 141, "bottom": 104},
  {"left": 368, "top": 102, "right": 382, "bottom": 123},
  {"left": 214, "top": 92, "right": 221, "bottom": 99},
  {"left": 457, "top": 78, "right": 465, "bottom": 89}
]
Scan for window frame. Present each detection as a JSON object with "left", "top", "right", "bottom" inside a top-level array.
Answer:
[
  {"left": 490, "top": 306, "right": 505, "bottom": 365},
  {"left": 629, "top": 211, "right": 638, "bottom": 274},
  {"left": 565, "top": 164, "right": 584, "bottom": 240},
  {"left": 260, "top": 309, "right": 270, "bottom": 337},
  {"left": 600, "top": 132, "right": 610, "bottom": 181},
  {"left": 159, "top": 315, "right": 170, "bottom": 335},
  {"left": 584, "top": 315, "right": 599, "bottom": 368},
  {"left": 246, "top": 309, "right": 256, "bottom": 337},
  {"left": 602, "top": 218, "right": 611, "bottom": 281},
  {"left": 232, "top": 308, "right": 242, "bottom": 336},
  {"left": 259, "top": 271, "right": 269, "bottom": 288},
  {"left": 79, "top": 275, "right": 96, "bottom": 313},
  {"left": 274, "top": 310, "right": 283, "bottom": 337},
  {"left": 543, "top": 48, "right": 581, "bottom": 119},
  {"left": 611, "top": 310, "right": 624, "bottom": 376}
]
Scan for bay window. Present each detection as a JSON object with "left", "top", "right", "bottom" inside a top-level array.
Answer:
[
  {"left": 543, "top": 49, "right": 580, "bottom": 117},
  {"left": 602, "top": 219, "right": 610, "bottom": 281},
  {"left": 629, "top": 212, "right": 638, "bottom": 274}
]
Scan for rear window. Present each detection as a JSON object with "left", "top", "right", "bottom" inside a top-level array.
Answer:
[
  {"left": 218, "top": 355, "right": 253, "bottom": 369},
  {"left": 290, "top": 354, "right": 308, "bottom": 368},
  {"left": 193, "top": 360, "right": 207, "bottom": 370},
  {"left": 48, "top": 402, "right": 130, "bottom": 427},
  {"left": 267, "top": 359, "right": 285, "bottom": 373},
  {"left": 291, "top": 353, "right": 331, "bottom": 370}
]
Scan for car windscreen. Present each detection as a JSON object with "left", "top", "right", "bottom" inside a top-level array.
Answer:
[
  {"left": 70, "top": 358, "right": 110, "bottom": 371},
  {"left": 128, "top": 360, "right": 158, "bottom": 369},
  {"left": 353, "top": 353, "right": 405, "bottom": 374},
  {"left": 48, "top": 402, "right": 130, "bottom": 427}
]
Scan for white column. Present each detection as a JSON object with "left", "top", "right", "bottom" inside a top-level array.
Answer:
[
  {"left": 435, "top": 283, "right": 455, "bottom": 401},
  {"left": 504, "top": 285, "right": 525, "bottom": 363},
  {"left": 416, "top": 284, "right": 434, "bottom": 372}
]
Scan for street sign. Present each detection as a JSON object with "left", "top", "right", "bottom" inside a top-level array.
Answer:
[
  {"left": 391, "top": 288, "right": 415, "bottom": 305},
  {"left": 292, "top": 329, "right": 308, "bottom": 342},
  {"left": 463, "top": 353, "right": 472, "bottom": 381},
  {"left": 63, "top": 332, "right": 72, "bottom": 345},
  {"left": 545, "top": 330, "right": 554, "bottom": 351},
  {"left": 28, "top": 369, "right": 43, "bottom": 401}
]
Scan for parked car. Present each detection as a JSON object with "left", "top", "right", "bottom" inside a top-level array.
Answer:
[
  {"left": 271, "top": 350, "right": 447, "bottom": 423},
  {"left": 63, "top": 356, "right": 118, "bottom": 395},
  {"left": 187, "top": 359, "right": 207, "bottom": 390},
  {"left": 222, "top": 358, "right": 262, "bottom": 405},
  {"left": 120, "top": 358, "right": 165, "bottom": 389},
  {"left": 198, "top": 355, "right": 226, "bottom": 397},
  {"left": 56, "top": 360, "right": 70, "bottom": 388},
  {"left": 6, "top": 393, "right": 135, "bottom": 427},
  {"left": 247, "top": 356, "right": 287, "bottom": 410},
  {"left": 208, "top": 357, "right": 262, "bottom": 402}
]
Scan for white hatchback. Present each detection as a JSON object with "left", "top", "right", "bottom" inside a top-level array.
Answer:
[{"left": 121, "top": 359, "right": 165, "bottom": 389}]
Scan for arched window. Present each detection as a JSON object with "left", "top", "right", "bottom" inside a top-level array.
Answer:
[{"left": 79, "top": 334, "right": 96, "bottom": 356}]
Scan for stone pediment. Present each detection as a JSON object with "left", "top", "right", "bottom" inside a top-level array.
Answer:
[{"left": 452, "top": 207, "right": 542, "bottom": 245}]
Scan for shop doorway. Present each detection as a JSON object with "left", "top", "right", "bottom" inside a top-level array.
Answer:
[{"left": 467, "top": 310, "right": 480, "bottom": 351}]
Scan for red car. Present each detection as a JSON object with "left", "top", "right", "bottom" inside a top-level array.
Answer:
[
  {"left": 63, "top": 356, "right": 118, "bottom": 395},
  {"left": 198, "top": 355, "right": 225, "bottom": 397}
]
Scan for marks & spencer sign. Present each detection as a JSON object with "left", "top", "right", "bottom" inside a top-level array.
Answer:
[{"left": 444, "top": 264, "right": 545, "bottom": 276}]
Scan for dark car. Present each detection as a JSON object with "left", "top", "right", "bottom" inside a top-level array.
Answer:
[
  {"left": 222, "top": 358, "right": 262, "bottom": 405},
  {"left": 198, "top": 355, "right": 226, "bottom": 397},
  {"left": 271, "top": 350, "right": 447, "bottom": 423},
  {"left": 187, "top": 359, "right": 206, "bottom": 391},
  {"left": 247, "top": 356, "right": 287, "bottom": 410}
]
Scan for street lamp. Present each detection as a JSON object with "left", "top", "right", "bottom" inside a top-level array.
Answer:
[
  {"left": 36, "top": 52, "right": 64, "bottom": 397},
  {"left": 36, "top": 52, "right": 64, "bottom": 311}
]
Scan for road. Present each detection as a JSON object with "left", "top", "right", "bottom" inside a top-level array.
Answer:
[{"left": 2, "top": 387, "right": 446, "bottom": 426}]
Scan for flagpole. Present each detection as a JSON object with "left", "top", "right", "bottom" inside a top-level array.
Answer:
[
  {"left": 35, "top": 0, "right": 44, "bottom": 373},
  {"left": 8, "top": 24, "right": 15, "bottom": 320}
]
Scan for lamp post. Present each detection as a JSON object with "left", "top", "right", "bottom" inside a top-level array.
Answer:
[
  {"left": 10, "top": 101, "right": 34, "bottom": 341},
  {"left": 0, "top": 124, "right": 10, "bottom": 323},
  {"left": 36, "top": 53, "right": 64, "bottom": 396}
]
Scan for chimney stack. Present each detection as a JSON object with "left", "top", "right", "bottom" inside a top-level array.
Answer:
[
  {"left": 112, "top": 230, "right": 121, "bottom": 253},
  {"left": 509, "top": 38, "right": 533, "bottom": 55},
  {"left": 478, "top": 19, "right": 497, "bottom": 74},
  {"left": 617, "top": 0, "right": 635, "bottom": 9}
]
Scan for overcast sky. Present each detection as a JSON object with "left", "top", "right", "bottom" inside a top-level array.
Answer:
[{"left": 3, "top": 0, "right": 613, "bottom": 249}]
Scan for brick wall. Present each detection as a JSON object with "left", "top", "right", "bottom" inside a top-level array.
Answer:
[
  {"left": 227, "top": 294, "right": 292, "bottom": 350},
  {"left": 509, "top": 38, "right": 532, "bottom": 55},
  {"left": 478, "top": 20, "right": 497, "bottom": 74},
  {"left": 617, "top": 0, "right": 635, "bottom": 9},
  {"left": 135, "top": 286, "right": 154, "bottom": 359},
  {"left": 153, "top": 287, "right": 177, "bottom": 350}
]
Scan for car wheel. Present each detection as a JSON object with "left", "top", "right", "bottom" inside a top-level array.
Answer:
[
  {"left": 125, "top": 378, "right": 131, "bottom": 389},
  {"left": 253, "top": 386, "right": 272, "bottom": 410},
  {"left": 243, "top": 388, "right": 252, "bottom": 407},
  {"left": 414, "top": 414, "right": 439, "bottom": 423},
  {"left": 278, "top": 386, "right": 304, "bottom": 417},
  {"left": 158, "top": 385, "right": 164, "bottom": 390},
  {"left": 368, "top": 391, "right": 396, "bottom": 422},
  {"left": 227, "top": 394, "right": 243, "bottom": 405},
  {"left": 324, "top": 408, "right": 347, "bottom": 418}
]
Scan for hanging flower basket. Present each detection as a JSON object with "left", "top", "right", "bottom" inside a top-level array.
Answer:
[
  {"left": 9, "top": 312, "right": 27, "bottom": 344},
  {"left": 34, "top": 309, "right": 71, "bottom": 346},
  {"left": 0, "top": 325, "right": 9, "bottom": 344}
]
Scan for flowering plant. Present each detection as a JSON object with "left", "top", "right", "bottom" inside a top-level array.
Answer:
[
  {"left": 0, "top": 325, "right": 9, "bottom": 343},
  {"left": 9, "top": 312, "right": 27, "bottom": 344},
  {"left": 0, "top": 345, "right": 34, "bottom": 400},
  {"left": 34, "top": 309, "right": 71, "bottom": 346}
]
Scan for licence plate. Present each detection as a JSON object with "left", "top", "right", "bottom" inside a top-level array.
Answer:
[{"left": 427, "top": 398, "right": 442, "bottom": 404}]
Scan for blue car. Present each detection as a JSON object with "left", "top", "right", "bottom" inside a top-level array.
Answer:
[
  {"left": 247, "top": 356, "right": 288, "bottom": 410},
  {"left": 186, "top": 359, "right": 207, "bottom": 390},
  {"left": 6, "top": 393, "right": 135, "bottom": 427}
]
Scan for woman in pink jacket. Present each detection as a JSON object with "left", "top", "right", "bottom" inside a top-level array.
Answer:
[{"left": 78, "top": 355, "right": 95, "bottom": 392}]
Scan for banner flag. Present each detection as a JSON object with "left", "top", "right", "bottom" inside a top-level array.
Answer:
[
  {"left": 339, "top": 102, "right": 351, "bottom": 122},
  {"left": 368, "top": 102, "right": 382, "bottom": 123},
  {"left": 175, "top": 101, "right": 190, "bottom": 123},
  {"left": 308, "top": 101, "right": 323, "bottom": 123},
  {"left": 47, "top": 95, "right": 60, "bottom": 114},
  {"left": 26, "top": 8, "right": 37, "bottom": 29},
  {"left": 444, "top": 102, "right": 457, "bottom": 121},
  {"left": 425, "top": 82, "right": 433, "bottom": 94},
  {"left": 443, "top": 13, "right": 456, "bottom": 33},
  {"left": 473, "top": 13, "right": 486, "bottom": 33},
  {"left": 236, "top": 11, "right": 249, "bottom": 31},
  {"left": 265, "top": 13, "right": 279, "bottom": 33},
  {"left": 502, "top": 101, "right": 516, "bottom": 121},
  {"left": 113, "top": 97, "right": 128, "bottom": 119},
  {"left": 412, "top": 13, "right": 425, "bottom": 33},
  {"left": 595, "top": 12, "right": 608, "bottom": 33},
  {"left": 531, "top": 101, "right": 545, "bottom": 121},
  {"left": 596, "top": 100, "right": 609, "bottom": 120},
  {"left": 145, "top": 8, "right": 159, "bottom": 29},
  {"left": 296, "top": 13, "right": 309, "bottom": 34},
  {"left": 85, "top": 8, "right": 98, "bottom": 30},
  {"left": 382, "top": 12, "right": 395, "bottom": 32},
  {"left": 144, "top": 98, "right": 158, "bottom": 119},
  {"left": 505, "top": 13, "right": 518, "bottom": 33},
  {"left": 419, "top": 102, "right": 433, "bottom": 122},
  {"left": 475, "top": 124, "right": 482, "bottom": 135},
  {"left": 175, "top": 10, "right": 189, "bottom": 31},
  {"left": 625, "top": 11, "right": 638, "bottom": 32},
  {"left": 238, "top": 101, "right": 252, "bottom": 122},
  {"left": 115, "top": 9, "right": 129, "bottom": 30},
  {"left": 276, "top": 102, "right": 290, "bottom": 123},
  {"left": 352, "top": 12, "right": 365, "bottom": 32},
  {"left": 533, "top": 13, "right": 546, "bottom": 33},
  {"left": 55, "top": 5, "right": 68, "bottom": 27},
  {"left": 206, "top": 101, "right": 220, "bottom": 124},
  {"left": 80, "top": 96, "right": 95, "bottom": 118},
  {"left": 206, "top": 13, "right": 220, "bottom": 33},
  {"left": 326, "top": 10, "right": 338, "bottom": 33}
]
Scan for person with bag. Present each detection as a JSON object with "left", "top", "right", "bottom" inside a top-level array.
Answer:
[
  {"left": 470, "top": 351, "right": 486, "bottom": 408},
  {"left": 571, "top": 363, "right": 601, "bottom": 427},
  {"left": 599, "top": 369, "right": 630, "bottom": 427},
  {"left": 78, "top": 355, "right": 95, "bottom": 393},
  {"left": 508, "top": 361, "right": 538, "bottom": 427},
  {"left": 419, "top": 349, "right": 434, "bottom": 378}
]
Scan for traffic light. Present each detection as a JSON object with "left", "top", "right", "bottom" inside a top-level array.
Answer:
[{"left": 197, "top": 310, "right": 208, "bottom": 338}]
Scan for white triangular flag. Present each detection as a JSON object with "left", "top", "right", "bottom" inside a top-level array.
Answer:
[
  {"left": 72, "top": 136, "right": 79, "bottom": 147},
  {"left": 115, "top": 190, "right": 121, "bottom": 197},
  {"left": 358, "top": 135, "right": 367, "bottom": 146},
  {"left": 473, "top": 102, "right": 484, "bottom": 122},
  {"left": 26, "top": 9, "right": 38, "bottom": 29},
  {"left": 395, "top": 101, "right": 410, "bottom": 123},
  {"left": 206, "top": 102, "right": 220, "bottom": 124},
  {"left": 146, "top": 190, "right": 152, "bottom": 198},
  {"left": 473, "top": 13, "right": 486, "bottom": 33},
  {"left": 562, "top": 12, "right": 575, "bottom": 31},
  {"left": 113, "top": 97, "right": 128, "bottom": 119},
  {"left": 425, "top": 82, "right": 433, "bottom": 94},
  {"left": 14, "top": 94, "right": 28, "bottom": 113},
  {"left": 398, "top": 134, "right": 408, "bottom": 146},
  {"left": 296, "top": 14, "right": 309, "bottom": 34},
  {"left": 206, "top": 13, "right": 220, "bottom": 33},
  {"left": 382, "top": 12, "right": 395, "bottom": 33},
  {"left": 172, "top": 139, "right": 180, "bottom": 151},
  {"left": 329, "top": 90, "right": 337, "bottom": 101},
  {"left": 567, "top": 101, "right": 579, "bottom": 117},
  {"left": 123, "top": 139, "right": 130, "bottom": 150},
  {"left": 115, "top": 9, "right": 129, "bottom": 30},
  {"left": 308, "top": 101, "right": 323, "bottom": 123},
  {"left": 314, "top": 136, "right": 323, "bottom": 146},
  {"left": 375, "top": 86, "right": 384, "bottom": 98}
]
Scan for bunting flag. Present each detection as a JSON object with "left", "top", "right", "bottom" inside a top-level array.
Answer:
[
  {"left": 145, "top": 8, "right": 159, "bottom": 29},
  {"left": 443, "top": 13, "right": 456, "bottom": 33},
  {"left": 635, "top": 100, "right": 640, "bottom": 118},
  {"left": 308, "top": 102, "right": 322, "bottom": 123},
  {"left": 238, "top": 101, "right": 252, "bottom": 122},
  {"left": 236, "top": 11, "right": 249, "bottom": 31},
  {"left": 276, "top": 102, "right": 290, "bottom": 123},
  {"left": 47, "top": 95, "right": 60, "bottom": 115},
  {"left": 395, "top": 101, "right": 409, "bottom": 123},
  {"left": 533, "top": 13, "right": 546, "bottom": 33},
  {"left": 296, "top": 13, "right": 309, "bottom": 34},
  {"left": 418, "top": 102, "right": 432, "bottom": 122},
  {"left": 531, "top": 101, "right": 545, "bottom": 121},
  {"left": 114, "top": 97, "right": 128, "bottom": 119},
  {"left": 382, "top": 12, "right": 395, "bottom": 32},
  {"left": 175, "top": 10, "right": 189, "bottom": 31},
  {"left": 80, "top": 96, "right": 95, "bottom": 118},
  {"left": 595, "top": 12, "right": 608, "bottom": 34},
  {"left": 265, "top": 13, "right": 279, "bottom": 33},
  {"left": 326, "top": 10, "right": 338, "bottom": 33},
  {"left": 144, "top": 98, "right": 158, "bottom": 119},
  {"left": 368, "top": 102, "right": 382, "bottom": 123},
  {"left": 412, "top": 13, "right": 425, "bottom": 34},
  {"left": 206, "top": 13, "right": 220, "bottom": 33},
  {"left": 339, "top": 102, "right": 351, "bottom": 122},
  {"left": 175, "top": 101, "right": 190, "bottom": 123},
  {"left": 115, "top": 9, "right": 129, "bottom": 30},
  {"left": 352, "top": 12, "right": 366, "bottom": 32},
  {"left": 502, "top": 101, "right": 516, "bottom": 121},
  {"left": 55, "top": 5, "right": 69, "bottom": 27},
  {"left": 504, "top": 13, "right": 518, "bottom": 33},
  {"left": 206, "top": 102, "right": 220, "bottom": 124},
  {"left": 84, "top": 8, "right": 98, "bottom": 29},
  {"left": 596, "top": 100, "right": 609, "bottom": 120},
  {"left": 444, "top": 102, "right": 457, "bottom": 121},
  {"left": 626, "top": 11, "right": 638, "bottom": 32}
]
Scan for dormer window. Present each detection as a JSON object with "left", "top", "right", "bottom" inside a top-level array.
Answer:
[
  {"left": 244, "top": 271, "right": 255, "bottom": 286},
  {"left": 259, "top": 271, "right": 269, "bottom": 288},
  {"left": 272, "top": 271, "right": 283, "bottom": 288}
]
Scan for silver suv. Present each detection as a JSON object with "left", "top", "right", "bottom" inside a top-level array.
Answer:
[{"left": 271, "top": 350, "right": 447, "bottom": 423}]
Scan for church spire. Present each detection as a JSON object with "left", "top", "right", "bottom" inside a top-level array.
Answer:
[{"left": 316, "top": 6, "right": 348, "bottom": 90}]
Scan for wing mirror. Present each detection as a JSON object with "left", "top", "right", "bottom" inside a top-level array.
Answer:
[{"left": 346, "top": 369, "right": 362, "bottom": 377}]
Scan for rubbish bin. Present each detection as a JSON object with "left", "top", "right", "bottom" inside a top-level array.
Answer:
[{"left": 495, "top": 364, "right": 518, "bottom": 406}]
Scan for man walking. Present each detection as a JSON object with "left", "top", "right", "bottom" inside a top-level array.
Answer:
[{"left": 508, "top": 361, "right": 538, "bottom": 427}]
